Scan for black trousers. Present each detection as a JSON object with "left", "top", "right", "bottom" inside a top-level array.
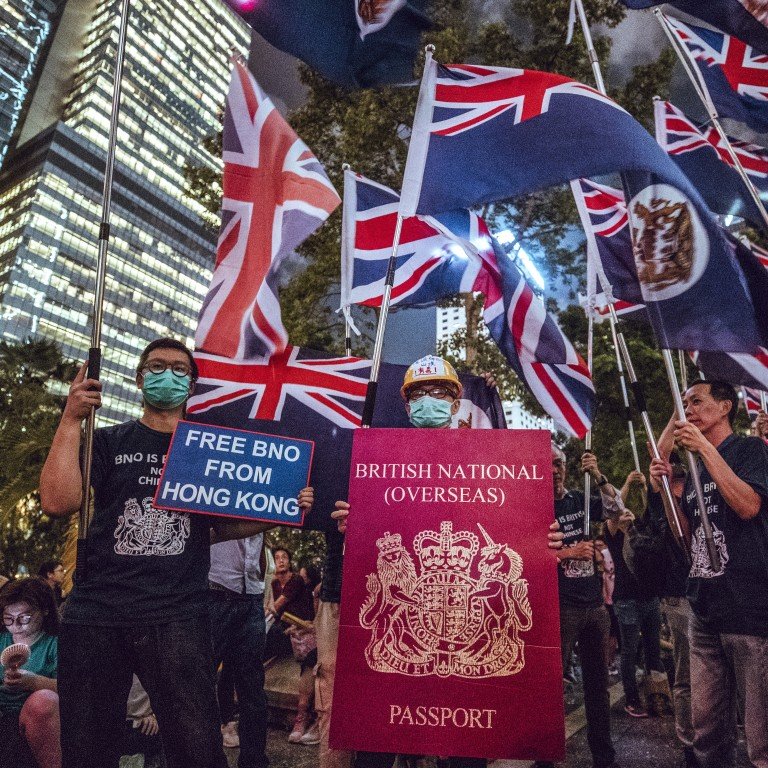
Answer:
[
  {"left": 560, "top": 602, "right": 615, "bottom": 767},
  {"left": 58, "top": 615, "right": 228, "bottom": 768}
]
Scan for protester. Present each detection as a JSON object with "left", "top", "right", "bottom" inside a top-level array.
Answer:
[
  {"left": 537, "top": 445, "right": 625, "bottom": 768},
  {"left": 646, "top": 454, "right": 696, "bottom": 767},
  {"left": 264, "top": 548, "right": 304, "bottom": 660},
  {"left": 286, "top": 562, "right": 321, "bottom": 745},
  {"left": 39, "top": 337, "right": 312, "bottom": 768},
  {"left": 0, "top": 577, "right": 60, "bottom": 768},
  {"left": 209, "top": 534, "right": 270, "bottom": 767},
  {"left": 602, "top": 474, "right": 668, "bottom": 719},
  {"left": 754, "top": 409, "right": 768, "bottom": 441},
  {"left": 36, "top": 563, "right": 65, "bottom": 608},
  {"left": 332, "top": 356, "right": 565, "bottom": 768},
  {"left": 650, "top": 380, "right": 768, "bottom": 768}
]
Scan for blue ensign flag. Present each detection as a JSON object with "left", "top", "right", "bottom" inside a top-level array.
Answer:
[
  {"left": 399, "top": 57, "right": 767, "bottom": 354},
  {"left": 224, "top": 0, "right": 431, "bottom": 88}
]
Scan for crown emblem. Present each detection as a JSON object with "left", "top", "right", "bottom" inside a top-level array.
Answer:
[
  {"left": 376, "top": 531, "right": 403, "bottom": 556},
  {"left": 414, "top": 522, "right": 478, "bottom": 572}
]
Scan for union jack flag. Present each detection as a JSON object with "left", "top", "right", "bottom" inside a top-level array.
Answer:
[
  {"left": 742, "top": 386, "right": 763, "bottom": 421},
  {"left": 488, "top": 253, "right": 595, "bottom": 438},
  {"left": 666, "top": 14, "right": 768, "bottom": 132},
  {"left": 571, "top": 179, "right": 645, "bottom": 316},
  {"left": 654, "top": 98, "right": 768, "bottom": 231},
  {"left": 746, "top": 238, "right": 768, "bottom": 269},
  {"left": 658, "top": 99, "right": 768, "bottom": 180},
  {"left": 340, "top": 171, "right": 501, "bottom": 311},
  {"left": 188, "top": 347, "right": 370, "bottom": 428},
  {"left": 692, "top": 346, "right": 768, "bottom": 391},
  {"left": 195, "top": 61, "right": 340, "bottom": 360}
]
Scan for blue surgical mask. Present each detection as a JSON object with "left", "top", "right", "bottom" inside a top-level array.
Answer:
[
  {"left": 408, "top": 396, "right": 453, "bottom": 428},
  {"left": 142, "top": 370, "right": 190, "bottom": 410}
]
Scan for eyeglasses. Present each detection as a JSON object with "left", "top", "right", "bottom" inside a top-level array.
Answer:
[
  {"left": 2, "top": 613, "right": 34, "bottom": 627},
  {"left": 140, "top": 361, "right": 192, "bottom": 377},
  {"left": 407, "top": 386, "right": 456, "bottom": 400}
]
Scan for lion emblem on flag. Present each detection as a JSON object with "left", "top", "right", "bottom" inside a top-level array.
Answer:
[{"left": 359, "top": 521, "right": 532, "bottom": 678}]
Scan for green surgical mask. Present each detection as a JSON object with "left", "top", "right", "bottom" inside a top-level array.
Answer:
[
  {"left": 142, "top": 370, "right": 190, "bottom": 410},
  {"left": 408, "top": 396, "right": 453, "bottom": 428}
]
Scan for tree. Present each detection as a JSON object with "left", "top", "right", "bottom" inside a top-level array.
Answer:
[{"left": 0, "top": 339, "right": 78, "bottom": 578}]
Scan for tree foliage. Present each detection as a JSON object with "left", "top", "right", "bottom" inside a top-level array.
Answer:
[{"left": 0, "top": 339, "right": 77, "bottom": 578}]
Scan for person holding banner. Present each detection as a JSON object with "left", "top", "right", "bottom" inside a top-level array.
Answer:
[
  {"left": 650, "top": 380, "right": 768, "bottom": 768},
  {"left": 38, "top": 338, "right": 310, "bottom": 768},
  {"left": 543, "top": 445, "right": 625, "bottom": 768},
  {"left": 330, "top": 356, "right": 565, "bottom": 768}
]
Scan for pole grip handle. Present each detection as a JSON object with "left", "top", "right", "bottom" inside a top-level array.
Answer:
[
  {"left": 361, "top": 380, "right": 378, "bottom": 428},
  {"left": 87, "top": 348, "right": 102, "bottom": 381}
]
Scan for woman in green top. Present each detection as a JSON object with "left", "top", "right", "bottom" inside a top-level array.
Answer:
[{"left": 0, "top": 578, "right": 60, "bottom": 768}]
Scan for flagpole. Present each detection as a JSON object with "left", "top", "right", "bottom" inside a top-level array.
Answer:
[
  {"left": 653, "top": 10, "right": 768, "bottom": 232},
  {"left": 361, "top": 215, "right": 404, "bottom": 427},
  {"left": 573, "top": 0, "right": 606, "bottom": 95},
  {"left": 77, "top": 0, "right": 131, "bottom": 583},
  {"left": 583, "top": 301, "right": 594, "bottom": 541},
  {"left": 761, "top": 390, "right": 768, "bottom": 413},
  {"left": 661, "top": 348, "right": 721, "bottom": 571},
  {"left": 610, "top": 319, "right": 642, "bottom": 473},
  {"left": 678, "top": 349, "right": 688, "bottom": 391}
]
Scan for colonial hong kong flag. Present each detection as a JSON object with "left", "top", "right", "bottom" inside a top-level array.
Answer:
[
  {"left": 187, "top": 348, "right": 506, "bottom": 530},
  {"left": 340, "top": 170, "right": 502, "bottom": 315},
  {"left": 571, "top": 178, "right": 645, "bottom": 318},
  {"left": 399, "top": 54, "right": 767, "bottom": 354},
  {"left": 655, "top": 99, "right": 768, "bottom": 231},
  {"left": 618, "top": 1, "right": 768, "bottom": 56},
  {"left": 195, "top": 61, "right": 340, "bottom": 360},
  {"left": 665, "top": 14, "right": 768, "bottom": 133}
]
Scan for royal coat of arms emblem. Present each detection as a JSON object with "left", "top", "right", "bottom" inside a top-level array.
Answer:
[{"left": 359, "top": 521, "right": 532, "bottom": 678}]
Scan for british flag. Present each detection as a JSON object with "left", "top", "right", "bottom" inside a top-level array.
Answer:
[
  {"left": 619, "top": 2, "right": 768, "bottom": 56},
  {"left": 340, "top": 170, "right": 501, "bottom": 311},
  {"left": 666, "top": 14, "right": 768, "bottom": 132},
  {"left": 692, "top": 346, "right": 768, "bottom": 391},
  {"left": 747, "top": 238, "right": 768, "bottom": 269},
  {"left": 195, "top": 61, "right": 340, "bottom": 360},
  {"left": 487, "top": 250, "right": 596, "bottom": 438},
  {"left": 742, "top": 386, "right": 764, "bottom": 420},
  {"left": 571, "top": 178, "right": 645, "bottom": 317},
  {"left": 655, "top": 99, "right": 768, "bottom": 231}
]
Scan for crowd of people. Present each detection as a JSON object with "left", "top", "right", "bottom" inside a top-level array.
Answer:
[{"left": 0, "top": 336, "right": 766, "bottom": 768}]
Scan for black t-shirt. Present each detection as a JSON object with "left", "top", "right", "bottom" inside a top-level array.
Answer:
[
  {"left": 63, "top": 421, "right": 212, "bottom": 626},
  {"left": 603, "top": 526, "right": 656, "bottom": 602},
  {"left": 682, "top": 434, "right": 768, "bottom": 636},
  {"left": 646, "top": 489, "right": 688, "bottom": 599},
  {"left": 554, "top": 490, "right": 603, "bottom": 607}
]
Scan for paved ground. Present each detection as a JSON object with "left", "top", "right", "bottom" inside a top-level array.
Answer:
[{"left": 223, "top": 695, "right": 752, "bottom": 768}]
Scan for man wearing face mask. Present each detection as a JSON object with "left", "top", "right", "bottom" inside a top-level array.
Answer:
[{"left": 39, "top": 338, "right": 310, "bottom": 768}]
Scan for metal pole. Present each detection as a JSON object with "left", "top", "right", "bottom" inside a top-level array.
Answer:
[
  {"left": 608, "top": 305, "right": 691, "bottom": 561},
  {"left": 574, "top": 0, "right": 606, "bottom": 95},
  {"left": 345, "top": 316, "right": 352, "bottom": 357},
  {"left": 609, "top": 317, "right": 641, "bottom": 473},
  {"left": 583, "top": 305, "right": 594, "bottom": 540},
  {"left": 360, "top": 215, "right": 404, "bottom": 427},
  {"left": 678, "top": 349, "right": 688, "bottom": 391},
  {"left": 653, "top": 10, "right": 768, "bottom": 232},
  {"left": 661, "top": 349, "right": 721, "bottom": 572},
  {"left": 761, "top": 390, "right": 768, "bottom": 413},
  {"left": 77, "top": 0, "right": 131, "bottom": 583}
]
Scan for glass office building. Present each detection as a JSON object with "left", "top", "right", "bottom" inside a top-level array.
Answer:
[
  {"left": 0, "top": 0, "right": 250, "bottom": 422},
  {"left": 0, "top": 0, "right": 63, "bottom": 168}
]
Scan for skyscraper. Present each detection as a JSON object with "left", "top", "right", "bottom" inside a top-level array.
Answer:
[
  {"left": 0, "top": 0, "right": 63, "bottom": 168},
  {"left": 0, "top": 0, "right": 250, "bottom": 422}
]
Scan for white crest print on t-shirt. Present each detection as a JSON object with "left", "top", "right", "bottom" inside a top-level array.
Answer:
[{"left": 114, "top": 497, "right": 191, "bottom": 556}]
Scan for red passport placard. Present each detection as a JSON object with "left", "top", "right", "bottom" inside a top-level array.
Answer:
[{"left": 330, "top": 428, "right": 565, "bottom": 761}]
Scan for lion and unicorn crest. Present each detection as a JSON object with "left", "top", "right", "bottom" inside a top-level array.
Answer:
[{"left": 360, "top": 521, "right": 532, "bottom": 679}]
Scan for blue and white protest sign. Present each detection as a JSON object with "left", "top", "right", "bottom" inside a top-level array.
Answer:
[{"left": 154, "top": 421, "right": 314, "bottom": 526}]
